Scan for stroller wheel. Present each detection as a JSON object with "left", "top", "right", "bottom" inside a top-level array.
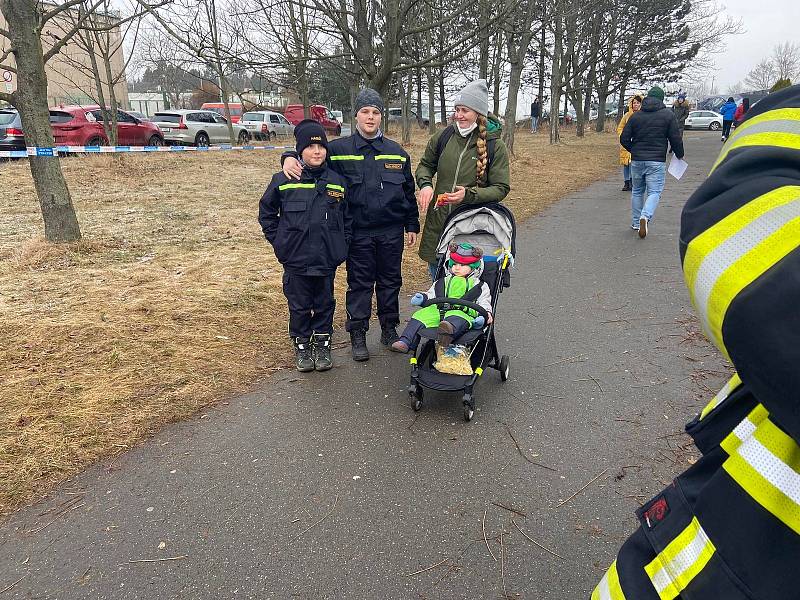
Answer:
[
  {"left": 463, "top": 394, "right": 474, "bottom": 421},
  {"left": 499, "top": 355, "right": 510, "bottom": 382},
  {"left": 410, "top": 387, "right": 423, "bottom": 411}
]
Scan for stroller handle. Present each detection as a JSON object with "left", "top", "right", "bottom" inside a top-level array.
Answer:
[{"left": 419, "top": 297, "right": 490, "bottom": 320}]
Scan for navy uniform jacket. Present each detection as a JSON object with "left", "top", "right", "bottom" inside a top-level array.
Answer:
[
  {"left": 258, "top": 167, "right": 352, "bottom": 276},
  {"left": 285, "top": 132, "right": 420, "bottom": 236}
]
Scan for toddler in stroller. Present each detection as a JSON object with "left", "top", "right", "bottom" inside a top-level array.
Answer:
[{"left": 390, "top": 242, "right": 493, "bottom": 353}]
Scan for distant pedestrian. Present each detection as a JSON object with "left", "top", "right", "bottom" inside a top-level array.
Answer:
[
  {"left": 672, "top": 93, "right": 689, "bottom": 131},
  {"left": 720, "top": 96, "right": 737, "bottom": 141},
  {"left": 734, "top": 97, "right": 750, "bottom": 127},
  {"left": 617, "top": 94, "right": 643, "bottom": 191},
  {"left": 530, "top": 96, "right": 541, "bottom": 132},
  {"left": 619, "top": 86, "right": 684, "bottom": 238}
]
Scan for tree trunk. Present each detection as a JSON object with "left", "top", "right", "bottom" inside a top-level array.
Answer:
[
  {"left": 401, "top": 73, "right": 412, "bottom": 145},
  {"left": 415, "top": 68, "right": 423, "bottom": 128},
  {"left": 617, "top": 81, "right": 628, "bottom": 120},
  {"left": 478, "top": 0, "right": 490, "bottom": 79},
  {"left": 549, "top": 6, "right": 563, "bottom": 144},
  {"left": 438, "top": 64, "right": 447, "bottom": 125},
  {"left": 538, "top": 21, "right": 546, "bottom": 103},
  {"left": 427, "top": 66, "right": 436, "bottom": 135},
  {"left": 491, "top": 38, "right": 501, "bottom": 116},
  {"left": 595, "top": 88, "right": 608, "bottom": 132},
  {"left": 503, "top": 60, "right": 523, "bottom": 155},
  {"left": 3, "top": 0, "right": 81, "bottom": 242}
]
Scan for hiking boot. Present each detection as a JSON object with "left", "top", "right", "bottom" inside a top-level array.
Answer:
[
  {"left": 350, "top": 328, "right": 369, "bottom": 361},
  {"left": 380, "top": 324, "right": 399, "bottom": 346},
  {"left": 622, "top": 179, "right": 632, "bottom": 191},
  {"left": 292, "top": 337, "right": 315, "bottom": 372},
  {"left": 438, "top": 320, "right": 455, "bottom": 349},
  {"left": 312, "top": 333, "right": 333, "bottom": 371},
  {"left": 639, "top": 216, "right": 648, "bottom": 239}
]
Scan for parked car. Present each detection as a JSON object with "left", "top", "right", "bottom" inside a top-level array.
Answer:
[
  {"left": 127, "top": 110, "right": 150, "bottom": 122},
  {"left": 49, "top": 105, "right": 165, "bottom": 146},
  {"left": 284, "top": 104, "right": 341, "bottom": 136},
  {"left": 201, "top": 102, "right": 244, "bottom": 123},
  {"left": 684, "top": 110, "right": 723, "bottom": 131},
  {"left": 331, "top": 110, "right": 344, "bottom": 124},
  {"left": 387, "top": 107, "right": 430, "bottom": 127},
  {"left": 150, "top": 109, "right": 247, "bottom": 146},
  {"left": 0, "top": 108, "right": 25, "bottom": 151},
  {"left": 239, "top": 110, "right": 294, "bottom": 141}
]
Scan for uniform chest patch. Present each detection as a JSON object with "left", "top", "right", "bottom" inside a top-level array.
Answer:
[
  {"left": 384, "top": 162, "right": 403, "bottom": 170},
  {"left": 327, "top": 190, "right": 344, "bottom": 200},
  {"left": 642, "top": 495, "right": 669, "bottom": 528}
]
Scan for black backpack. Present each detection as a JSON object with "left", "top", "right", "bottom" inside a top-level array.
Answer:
[{"left": 434, "top": 125, "right": 497, "bottom": 182}]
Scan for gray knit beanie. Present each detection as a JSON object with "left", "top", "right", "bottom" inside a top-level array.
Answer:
[
  {"left": 455, "top": 79, "right": 489, "bottom": 116},
  {"left": 354, "top": 88, "right": 384, "bottom": 113}
]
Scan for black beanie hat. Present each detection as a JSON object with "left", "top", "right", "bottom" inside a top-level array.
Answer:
[
  {"left": 294, "top": 119, "right": 328, "bottom": 154},
  {"left": 354, "top": 88, "right": 385, "bottom": 114}
]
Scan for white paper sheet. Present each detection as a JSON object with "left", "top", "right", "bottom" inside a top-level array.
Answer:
[{"left": 668, "top": 156, "right": 688, "bottom": 180}]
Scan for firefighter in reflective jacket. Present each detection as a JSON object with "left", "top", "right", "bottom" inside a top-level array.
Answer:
[
  {"left": 592, "top": 84, "right": 800, "bottom": 600},
  {"left": 282, "top": 89, "right": 420, "bottom": 362}
]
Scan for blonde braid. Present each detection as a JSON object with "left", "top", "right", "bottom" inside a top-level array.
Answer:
[{"left": 476, "top": 115, "right": 488, "bottom": 183}]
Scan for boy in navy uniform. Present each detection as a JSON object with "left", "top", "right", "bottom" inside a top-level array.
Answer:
[
  {"left": 259, "top": 120, "right": 351, "bottom": 372},
  {"left": 282, "top": 89, "right": 420, "bottom": 362}
]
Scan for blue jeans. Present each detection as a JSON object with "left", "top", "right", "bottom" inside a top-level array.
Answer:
[
  {"left": 531, "top": 116, "right": 539, "bottom": 132},
  {"left": 630, "top": 160, "right": 666, "bottom": 227},
  {"left": 623, "top": 164, "right": 631, "bottom": 181},
  {"left": 428, "top": 262, "right": 438, "bottom": 282}
]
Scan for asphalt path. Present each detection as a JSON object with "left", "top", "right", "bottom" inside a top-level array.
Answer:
[{"left": 0, "top": 132, "right": 730, "bottom": 599}]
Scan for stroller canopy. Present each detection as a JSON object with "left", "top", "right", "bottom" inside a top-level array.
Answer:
[{"left": 434, "top": 203, "right": 516, "bottom": 263}]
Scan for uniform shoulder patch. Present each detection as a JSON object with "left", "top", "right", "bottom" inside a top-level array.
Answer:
[{"left": 384, "top": 162, "right": 403, "bottom": 170}]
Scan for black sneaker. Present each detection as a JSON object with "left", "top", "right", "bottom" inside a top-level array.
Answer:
[
  {"left": 350, "top": 328, "right": 369, "bottom": 361},
  {"left": 379, "top": 324, "right": 399, "bottom": 346},
  {"left": 312, "top": 333, "right": 333, "bottom": 371},
  {"left": 292, "top": 337, "right": 315, "bottom": 372}
]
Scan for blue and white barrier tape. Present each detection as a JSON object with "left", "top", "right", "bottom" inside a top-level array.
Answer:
[{"left": 0, "top": 144, "right": 294, "bottom": 158}]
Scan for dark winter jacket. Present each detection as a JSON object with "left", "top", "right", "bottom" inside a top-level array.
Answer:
[
  {"left": 258, "top": 166, "right": 352, "bottom": 276},
  {"left": 531, "top": 100, "right": 541, "bottom": 118},
  {"left": 282, "top": 131, "right": 419, "bottom": 236},
  {"left": 672, "top": 100, "right": 690, "bottom": 125},
  {"left": 720, "top": 100, "right": 737, "bottom": 121},
  {"left": 620, "top": 96, "right": 685, "bottom": 162}
]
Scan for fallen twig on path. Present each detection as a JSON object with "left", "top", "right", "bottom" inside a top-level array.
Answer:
[
  {"left": 404, "top": 558, "right": 450, "bottom": 577},
  {"left": 26, "top": 502, "right": 85, "bottom": 535},
  {"left": 492, "top": 501, "right": 527, "bottom": 518},
  {"left": 483, "top": 508, "right": 497, "bottom": 562},
  {"left": 504, "top": 424, "right": 557, "bottom": 472},
  {"left": 0, "top": 576, "right": 25, "bottom": 594},
  {"left": 128, "top": 555, "right": 188, "bottom": 564},
  {"left": 290, "top": 495, "right": 339, "bottom": 542},
  {"left": 511, "top": 520, "right": 565, "bottom": 560},
  {"left": 555, "top": 469, "right": 609, "bottom": 508}
]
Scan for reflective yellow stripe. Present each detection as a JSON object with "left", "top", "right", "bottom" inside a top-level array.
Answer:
[
  {"left": 721, "top": 404, "right": 800, "bottom": 534},
  {"left": 699, "top": 373, "right": 742, "bottom": 420},
  {"left": 711, "top": 108, "right": 800, "bottom": 172},
  {"left": 373, "top": 154, "right": 406, "bottom": 161},
  {"left": 644, "top": 517, "right": 716, "bottom": 600},
  {"left": 409, "top": 357, "right": 417, "bottom": 365},
  {"left": 329, "top": 155, "right": 364, "bottom": 161},
  {"left": 592, "top": 560, "right": 626, "bottom": 600},
  {"left": 475, "top": 367, "right": 483, "bottom": 376},
  {"left": 278, "top": 183, "right": 316, "bottom": 191},
  {"left": 682, "top": 186, "right": 800, "bottom": 355},
  {"left": 325, "top": 183, "right": 345, "bottom": 192}
]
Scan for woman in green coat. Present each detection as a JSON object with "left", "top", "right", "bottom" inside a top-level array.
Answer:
[{"left": 416, "top": 79, "right": 511, "bottom": 279}]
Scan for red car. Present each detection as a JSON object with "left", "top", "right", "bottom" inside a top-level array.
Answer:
[
  {"left": 49, "top": 105, "right": 165, "bottom": 146},
  {"left": 284, "top": 104, "right": 341, "bottom": 136}
]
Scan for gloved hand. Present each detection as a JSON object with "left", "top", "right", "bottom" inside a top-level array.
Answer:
[
  {"left": 472, "top": 315, "right": 485, "bottom": 329},
  {"left": 410, "top": 292, "right": 425, "bottom": 306}
]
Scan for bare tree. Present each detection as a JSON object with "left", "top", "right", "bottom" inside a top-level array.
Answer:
[
  {"left": 772, "top": 41, "right": 800, "bottom": 82},
  {"left": 501, "top": 0, "right": 539, "bottom": 153},
  {"left": 744, "top": 57, "right": 777, "bottom": 90}
]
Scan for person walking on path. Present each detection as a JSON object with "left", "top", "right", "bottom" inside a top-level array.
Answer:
[
  {"left": 416, "top": 79, "right": 510, "bottom": 280},
  {"left": 733, "top": 96, "right": 750, "bottom": 126},
  {"left": 259, "top": 120, "right": 352, "bottom": 372},
  {"left": 530, "top": 96, "right": 541, "bottom": 133},
  {"left": 672, "top": 93, "right": 690, "bottom": 131},
  {"left": 620, "top": 86, "right": 684, "bottom": 239},
  {"left": 281, "top": 89, "right": 420, "bottom": 362},
  {"left": 719, "top": 96, "right": 737, "bottom": 141},
  {"left": 617, "top": 94, "right": 642, "bottom": 191}
]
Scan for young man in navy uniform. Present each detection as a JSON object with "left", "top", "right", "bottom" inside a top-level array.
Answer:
[
  {"left": 283, "top": 89, "right": 419, "bottom": 361},
  {"left": 260, "top": 119, "right": 352, "bottom": 372}
]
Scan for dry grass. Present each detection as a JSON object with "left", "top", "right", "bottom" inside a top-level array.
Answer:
[{"left": 0, "top": 126, "right": 618, "bottom": 514}]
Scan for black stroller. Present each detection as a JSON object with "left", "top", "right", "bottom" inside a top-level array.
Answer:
[{"left": 407, "top": 202, "right": 516, "bottom": 421}]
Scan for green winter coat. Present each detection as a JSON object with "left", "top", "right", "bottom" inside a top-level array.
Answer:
[{"left": 415, "top": 117, "right": 511, "bottom": 263}]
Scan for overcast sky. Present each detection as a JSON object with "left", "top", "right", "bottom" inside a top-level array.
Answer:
[{"left": 713, "top": 0, "right": 799, "bottom": 88}]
